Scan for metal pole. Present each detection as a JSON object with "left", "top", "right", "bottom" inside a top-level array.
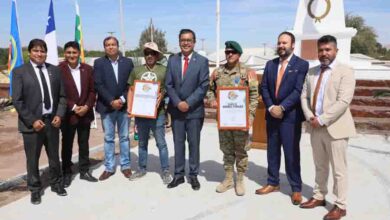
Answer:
[
  {"left": 150, "top": 18, "right": 154, "bottom": 43},
  {"left": 119, "top": 0, "right": 126, "bottom": 57},
  {"left": 216, "top": 0, "right": 220, "bottom": 67}
]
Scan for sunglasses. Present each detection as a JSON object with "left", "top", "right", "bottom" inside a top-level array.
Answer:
[
  {"left": 144, "top": 51, "right": 158, "bottom": 56},
  {"left": 224, "top": 50, "right": 238, "bottom": 55}
]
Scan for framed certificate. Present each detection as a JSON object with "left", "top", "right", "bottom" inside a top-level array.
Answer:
[
  {"left": 129, "top": 80, "right": 160, "bottom": 119},
  {"left": 217, "top": 87, "right": 249, "bottom": 130}
]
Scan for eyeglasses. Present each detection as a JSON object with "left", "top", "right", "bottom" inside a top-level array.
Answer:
[
  {"left": 180, "top": 39, "right": 194, "bottom": 43},
  {"left": 224, "top": 50, "right": 238, "bottom": 55},
  {"left": 144, "top": 51, "right": 158, "bottom": 56}
]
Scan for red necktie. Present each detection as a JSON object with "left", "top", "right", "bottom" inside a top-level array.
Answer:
[{"left": 183, "top": 56, "right": 189, "bottom": 77}]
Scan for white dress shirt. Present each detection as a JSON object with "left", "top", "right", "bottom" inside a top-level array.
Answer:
[
  {"left": 69, "top": 64, "right": 81, "bottom": 96},
  {"left": 109, "top": 56, "right": 126, "bottom": 103},
  {"left": 68, "top": 64, "right": 81, "bottom": 111},
  {"left": 181, "top": 52, "right": 193, "bottom": 77},
  {"left": 110, "top": 56, "right": 119, "bottom": 84},
  {"left": 30, "top": 61, "right": 53, "bottom": 114},
  {"left": 314, "top": 61, "right": 337, "bottom": 125}
]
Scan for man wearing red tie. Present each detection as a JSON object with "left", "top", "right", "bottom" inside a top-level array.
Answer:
[
  {"left": 165, "top": 29, "right": 210, "bottom": 190},
  {"left": 257, "top": 32, "right": 309, "bottom": 205}
]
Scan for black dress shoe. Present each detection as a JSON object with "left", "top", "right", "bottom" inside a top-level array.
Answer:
[
  {"left": 51, "top": 185, "right": 67, "bottom": 196},
  {"left": 31, "top": 191, "right": 41, "bottom": 205},
  {"left": 80, "top": 172, "right": 98, "bottom": 182},
  {"left": 167, "top": 177, "right": 185, "bottom": 189},
  {"left": 189, "top": 176, "right": 200, "bottom": 191},
  {"left": 63, "top": 174, "right": 72, "bottom": 188}
]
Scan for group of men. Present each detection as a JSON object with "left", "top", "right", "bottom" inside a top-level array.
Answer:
[
  {"left": 12, "top": 28, "right": 354, "bottom": 220},
  {"left": 256, "top": 32, "right": 355, "bottom": 220}
]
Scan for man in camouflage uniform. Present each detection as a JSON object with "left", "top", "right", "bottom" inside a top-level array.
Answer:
[{"left": 207, "top": 41, "right": 258, "bottom": 196}]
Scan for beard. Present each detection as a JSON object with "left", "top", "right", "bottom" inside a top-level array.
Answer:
[
  {"left": 319, "top": 56, "right": 334, "bottom": 66},
  {"left": 278, "top": 47, "right": 293, "bottom": 58}
]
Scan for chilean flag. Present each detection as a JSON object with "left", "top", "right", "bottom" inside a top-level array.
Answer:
[{"left": 44, "top": 0, "right": 59, "bottom": 65}]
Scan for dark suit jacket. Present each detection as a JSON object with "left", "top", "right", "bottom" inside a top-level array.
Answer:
[
  {"left": 93, "top": 55, "right": 134, "bottom": 114},
  {"left": 260, "top": 54, "right": 309, "bottom": 124},
  {"left": 12, "top": 62, "right": 67, "bottom": 132},
  {"left": 165, "top": 52, "right": 210, "bottom": 119},
  {"left": 59, "top": 61, "right": 95, "bottom": 125}
]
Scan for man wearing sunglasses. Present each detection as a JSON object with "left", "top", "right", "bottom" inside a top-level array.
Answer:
[
  {"left": 127, "top": 42, "right": 172, "bottom": 184},
  {"left": 207, "top": 41, "right": 258, "bottom": 196}
]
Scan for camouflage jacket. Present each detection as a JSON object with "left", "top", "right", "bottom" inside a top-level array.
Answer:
[{"left": 207, "top": 63, "right": 259, "bottom": 122}]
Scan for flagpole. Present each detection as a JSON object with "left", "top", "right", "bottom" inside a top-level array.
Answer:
[
  {"left": 150, "top": 18, "right": 154, "bottom": 43},
  {"left": 216, "top": 0, "right": 220, "bottom": 68},
  {"left": 119, "top": 0, "right": 126, "bottom": 57}
]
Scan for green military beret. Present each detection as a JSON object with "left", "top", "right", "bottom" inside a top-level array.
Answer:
[{"left": 225, "top": 41, "right": 243, "bottom": 55}]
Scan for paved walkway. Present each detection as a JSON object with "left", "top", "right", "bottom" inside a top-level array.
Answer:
[{"left": 0, "top": 122, "right": 389, "bottom": 219}]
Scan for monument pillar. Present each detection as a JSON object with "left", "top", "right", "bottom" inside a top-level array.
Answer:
[{"left": 292, "top": 0, "right": 357, "bottom": 64}]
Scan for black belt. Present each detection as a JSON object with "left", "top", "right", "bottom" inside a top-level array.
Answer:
[{"left": 42, "top": 114, "right": 52, "bottom": 119}]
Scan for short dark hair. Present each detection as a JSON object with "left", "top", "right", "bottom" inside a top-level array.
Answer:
[
  {"left": 317, "top": 35, "right": 337, "bottom": 47},
  {"left": 278, "top": 31, "right": 295, "bottom": 44},
  {"left": 64, "top": 41, "right": 80, "bottom": 51},
  {"left": 103, "top": 36, "right": 119, "bottom": 47},
  {"left": 28, "top": 39, "right": 47, "bottom": 52},
  {"left": 179, "top": 29, "right": 196, "bottom": 43}
]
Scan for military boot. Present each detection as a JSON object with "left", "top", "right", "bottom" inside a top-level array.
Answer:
[
  {"left": 216, "top": 169, "right": 234, "bottom": 193},
  {"left": 235, "top": 172, "right": 245, "bottom": 196}
]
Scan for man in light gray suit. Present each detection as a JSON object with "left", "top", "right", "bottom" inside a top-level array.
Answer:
[{"left": 165, "top": 29, "right": 210, "bottom": 190}]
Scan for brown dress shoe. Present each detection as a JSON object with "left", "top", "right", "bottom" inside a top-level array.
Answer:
[
  {"left": 99, "top": 171, "right": 114, "bottom": 181},
  {"left": 121, "top": 169, "right": 132, "bottom": 178},
  {"left": 300, "top": 197, "right": 326, "bottom": 209},
  {"left": 255, "top": 185, "right": 280, "bottom": 195},
  {"left": 323, "top": 205, "right": 346, "bottom": 220},
  {"left": 291, "top": 192, "right": 302, "bottom": 205}
]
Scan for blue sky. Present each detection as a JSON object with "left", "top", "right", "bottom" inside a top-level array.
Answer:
[{"left": 0, "top": 0, "right": 389, "bottom": 52}]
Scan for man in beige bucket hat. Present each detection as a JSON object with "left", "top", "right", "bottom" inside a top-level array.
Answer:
[{"left": 127, "top": 42, "right": 172, "bottom": 184}]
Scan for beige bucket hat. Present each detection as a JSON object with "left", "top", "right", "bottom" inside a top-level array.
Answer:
[{"left": 143, "top": 42, "right": 164, "bottom": 59}]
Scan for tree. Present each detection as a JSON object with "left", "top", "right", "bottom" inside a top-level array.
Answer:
[
  {"left": 345, "top": 14, "right": 390, "bottom": 59},
  {"left": 138, "top": 21, "right": 168, "bottom": 54},
  {"left": 0, "top": 48, "right": 8, "bottom": 66}
]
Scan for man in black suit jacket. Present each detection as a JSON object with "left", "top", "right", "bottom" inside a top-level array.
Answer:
[
  {"left": 165, "top": 29, "right": 210, "bottom": 190},
  {"left": 94, "top": 36, "right": 134, "bottom": 181},
  {"left": 12, "top": 39, "right": 67, "bottom": 205}
]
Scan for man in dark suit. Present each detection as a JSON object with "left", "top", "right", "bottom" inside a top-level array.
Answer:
[
  {"left": 165, "top": 29, "right": 210, "bottom": 190},
  {"left": 257, "top": 32, "right": 309, "bottom": 205},
  {"left": 94, "top": 36, "right": 134, "bottom": 181},
  {"left": 59, "top": 41, "right": 98, "bottom": 187},
  {"left": 12, "top": 39, "right": 67, "bottom": 204}
]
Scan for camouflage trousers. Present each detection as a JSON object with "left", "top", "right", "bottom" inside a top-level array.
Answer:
[{"left": 218, "top": 130, "right": 249, "bottom": 173}]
